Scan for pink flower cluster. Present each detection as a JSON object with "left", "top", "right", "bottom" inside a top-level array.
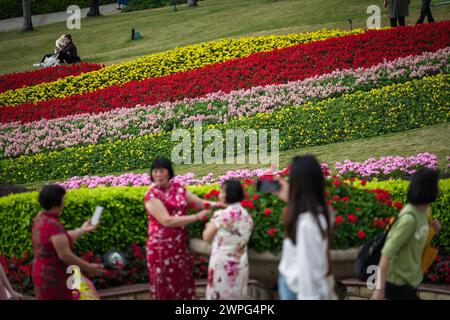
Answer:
[
  {"left": 335, "top": 153, "right": 438, "bottom": 178},
  {"left": 2, "top": 48, "right": 449, "bottom": 158},
  {"left": 56, "top": 153, "right": 438, "bottom": 190}
]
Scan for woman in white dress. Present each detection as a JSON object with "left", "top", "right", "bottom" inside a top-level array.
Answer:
[{"left": 203, "top": 180, "right": 254, "bottom": 300}]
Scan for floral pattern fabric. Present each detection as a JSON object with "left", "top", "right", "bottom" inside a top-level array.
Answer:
[
  {"left": 144, "top": 181, "right": 195, "bottom": 300},
  {"left": 32, "top": 211, "right": 73, "bottom": 300},
  {"left": 206, "top": 203, "right": 254, "bottom": 300}
]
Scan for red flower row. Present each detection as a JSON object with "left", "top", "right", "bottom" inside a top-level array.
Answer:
[
  {"left": 2, "top": 22, "right": 449, "bottom": 124},
  {"left": 0, "top": 63, "right": 104, "bottom": 94}
]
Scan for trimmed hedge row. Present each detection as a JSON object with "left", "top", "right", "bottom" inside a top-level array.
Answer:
[
  {"left": 1, "top": 74, "right": 449, "bottom": 185},
  {"left": 0, "top": 0, "right": 116, "bottom": 20},
  {"left": 0, "top": 179, "right": 449, "bottom": 259}
]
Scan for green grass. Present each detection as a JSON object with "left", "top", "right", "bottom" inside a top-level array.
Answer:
[
  {"left": 20, "top": 123, "right": 450, "bottom": 190},
  {"left": 1, "top": 0, "right": 449, "bottom": 74}
]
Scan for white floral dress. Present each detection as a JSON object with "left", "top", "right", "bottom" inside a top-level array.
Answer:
[{"left": 206, "top": 203, "right": 254, "bottom": 300}]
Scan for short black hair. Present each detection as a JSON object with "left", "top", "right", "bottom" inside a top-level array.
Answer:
[
  {"left": 407, "top": 168, "right": 439, "bottom": 205},
  {"left": 150, "top": 157, "right": 175, "bottom": 181},
  {"left": 65, "top": 34, "right": 72, "bottom": 40},
  {"left": 222, "top": 180, "right": 244, "bottom": 204},
  {"left": 38, "top": 184, "right": 66, "bottom": 210}
]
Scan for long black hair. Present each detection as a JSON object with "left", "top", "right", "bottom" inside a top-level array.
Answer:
[{"left": 285, "top": 155, "right": 330, "bottom": 244}]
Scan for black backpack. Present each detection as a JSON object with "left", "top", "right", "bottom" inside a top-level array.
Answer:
[
  {"left": 355, "top": 230, "right": 389, "bottom": 281},
  {"left": 355, "top": 212, "right": 415, "bottom": 281}
]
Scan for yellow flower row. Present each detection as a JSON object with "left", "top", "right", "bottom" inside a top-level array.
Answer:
[{"left": 0, "top": 29, "right": 363, "bottom": 107}]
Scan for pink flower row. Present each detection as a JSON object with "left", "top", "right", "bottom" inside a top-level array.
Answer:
[
  {"left": 56, "top": 153, "right": 442, "bottom": 189},
  {"left": 335, "top": 153, "right": 438, "bottom": 178},
  {"left": 1, "top": 48, "right": 449, "bottom": 158}
]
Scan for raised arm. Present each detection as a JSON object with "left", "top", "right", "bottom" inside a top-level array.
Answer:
[{"left": 146, "top": 197, "right": 210, "bottom": 228}]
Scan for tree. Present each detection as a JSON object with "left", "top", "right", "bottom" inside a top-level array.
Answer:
[
  {"left": 22, "top": 0, "right": 34, "bottom": 31},
  {"left": 187, "top": 0, "right": 198, "bottom": 6},
  {"left": 87, "top": 0, "right": 101, "bottom": 17}
]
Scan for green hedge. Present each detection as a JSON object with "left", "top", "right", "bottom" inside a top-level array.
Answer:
[
  {"left": 1, "top": 74, "right": 448, "bottom": 185},
  {"left": 364, "top": 179, "right": 450, "bottom": 254},
  {"left": 0, "top": 0, "right": 116, "bottom": 20},
  {"left": 1, "top": 178, "right": 449, "bottom": 259}
]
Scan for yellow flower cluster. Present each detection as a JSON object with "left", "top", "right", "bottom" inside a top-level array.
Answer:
[{"left": 0, "top": 29, "right": 363, "bottom": 107}]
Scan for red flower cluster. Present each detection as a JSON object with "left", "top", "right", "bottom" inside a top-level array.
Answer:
[
  {"left": 0, "top": 63, "right": 104, "bottom": 94},
  {"left": 264, "top": 208, "right": 272, "bottom": 215},
  {"left": 241, "top": 199, "right": 255, "bottom": 209},
  {"left": 204, "top": 189, "right": 220, "bottom": 200},
  {"left": 347, "top": 214, "right": 358, "bottom": 223},
  {"left": 370, "top": 188, "right": 396, "bottom": 207},
  {"left": 2, "top": 22, "right": 449, "bottom": 124},
  {"left": 267, "top": 228, "right": 278, "bottom": 236},
  {"left": 357, "top": 230, "right": 366, "bottom": 239}
]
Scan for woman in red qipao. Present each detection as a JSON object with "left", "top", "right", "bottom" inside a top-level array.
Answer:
[
  {"left": 32, "top": 184, "right": 104, "bottom": 300},
  {"left": 144, "top": 157, "right": 223, "bottom": 300}
]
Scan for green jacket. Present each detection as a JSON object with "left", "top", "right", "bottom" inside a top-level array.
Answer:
[{"left": 382, "top": 204, "right": 429, "bottom": 288}]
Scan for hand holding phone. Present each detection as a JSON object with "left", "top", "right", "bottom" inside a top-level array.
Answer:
[
  {"left": 91, "top": 206, "right": 103, "bottom": 226},
  {"left": 256, "top": 180, "right": 281, "bottom": 193}
]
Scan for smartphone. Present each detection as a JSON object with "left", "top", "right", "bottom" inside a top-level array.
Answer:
[
  {"left": 256, "top": 180, "right": 281, "bottom": 193},
  {"left": 91, "top": 206, "right": 103, "bottom": 226}
]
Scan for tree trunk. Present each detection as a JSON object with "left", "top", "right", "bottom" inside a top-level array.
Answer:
[
  {"left": 87, "top": 0, "right": 101, "bottom": 17},
  {"left": 187, "top": 0, "right": 198, "bottom": 6},
  {"left": 22, "top": 0, "right": 34, "bottom": 31}
]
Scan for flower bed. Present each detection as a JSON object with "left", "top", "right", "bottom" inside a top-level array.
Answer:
[
  {"left": 2, "top": 48, "right": 448, "bottom": 157},
  {"left": 0, "top": 244, "right": 208, "bottom": 297},
  {"left": 0, "top": 63, "right": 104, "bottom": 94},
  {"left": 2, "top": 23, "right": 450, "bottom": 124},
  {"left": 55, "top": 153, "right": 441, "bottom": 190},
  {"left": 0, "top": 29, "right": 359, "bottom": 107},
  {"left": 335, "top": 153, "right": 438, "bottom": 180},
  {"left": 1, "top": 73, "right": 448, "bottom": 185},
  {"left": 1, "top": 178, "right": 449, "bottom": 295}
]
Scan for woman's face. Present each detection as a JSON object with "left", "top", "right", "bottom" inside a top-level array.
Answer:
[
  {"left": 152, "top": 168, "right": 170, "bottom": 187},
  {"left": 219, "top": 186, "right": 227, "bottom": 204}
]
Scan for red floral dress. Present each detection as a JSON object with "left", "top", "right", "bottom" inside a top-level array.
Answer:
[
  {"left": 32, "top": 211, "right": 73, "bottom": 300},
  {"left": 144, "top": 181, "right": 196, "bottom": 300}
]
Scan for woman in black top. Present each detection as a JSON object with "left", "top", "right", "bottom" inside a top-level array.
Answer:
[{"left": 57, "top": 34, "right": 81, "bottom": 64}]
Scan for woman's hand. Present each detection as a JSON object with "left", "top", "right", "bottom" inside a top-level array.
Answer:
[
  {"left": 86, "top": 263, "right": 105, "bottom": 277},
  {"left": 10, "top": 290, "right": 24, "bottom": 300},
  {"left": 197, "top": 209, "right": 212, "bottom": 222},
  {"left": 370, "top": 288, "right": 385, "bottom": 300},
  {"left": 273, "top": 176, "right": 289, "bottom": 202},
  {"left": 80, "top": 221, "right": 98, "bottom": 234},
  {"left": 204, "top": 201, "right": 226, "bottom": 210}
]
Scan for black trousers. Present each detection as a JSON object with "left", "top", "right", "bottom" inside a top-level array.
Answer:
[
  {"left": 57, "top": 52, "right": 81, "bottom": 64},
  {"left": 417, "top": 0, "right": 435, "bottom": 24},
  {"left": 385, "top": 282, "right": 421, "bottom": 300},
  {"left": 390, "top": 17, "right": 406, "bottom": 27}
]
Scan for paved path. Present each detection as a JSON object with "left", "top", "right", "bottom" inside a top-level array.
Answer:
[{"left": 0, "top": 4, "right": 120, "bottom": 33}]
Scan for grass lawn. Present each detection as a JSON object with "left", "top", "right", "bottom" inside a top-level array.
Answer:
[
  {"left": 1, "top": 0, "right": 449, "bottom": 74},
  {"left": 20, "top": 123, "right": 450, "bottom": 190}
]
